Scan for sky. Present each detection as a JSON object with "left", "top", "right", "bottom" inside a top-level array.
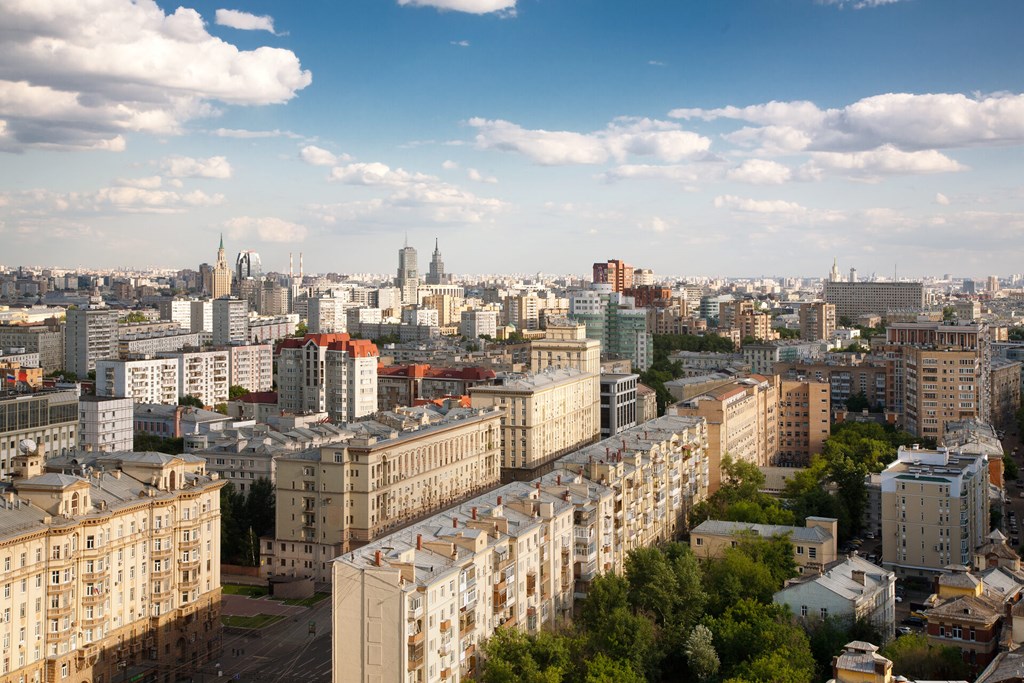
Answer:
[{"left": 1, "top": 0, "right": 1023, "bottom": 279}]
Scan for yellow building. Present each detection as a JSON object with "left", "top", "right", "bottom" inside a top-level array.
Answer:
[
  {"left": 800, "top": 301, "right": 837, "bottom": 342},
  {"left": 0, "top": 445, "right": 223, "bottom": 683},
  {"left": 263, "top": 406, "right": 504, "bottom": 582},
  {"left": 828, "top": 641, "right": 894, "bottom": 683},
  {"left": 690, "top": 517, "right": 839, "bottom": 575},
  {"left": 778, "top": 378, "right": 831, "bottom": 466}
]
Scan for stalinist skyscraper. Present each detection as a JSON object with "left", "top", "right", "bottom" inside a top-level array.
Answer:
[
  {"left": 426, "top": 237, "right": 448, "bottom": 285},
  {"left": 396, "top": 238, "right": 419, "bottom": 304},
  {"left": 212, "top": 233, "right": 233, "bottom": 299}
]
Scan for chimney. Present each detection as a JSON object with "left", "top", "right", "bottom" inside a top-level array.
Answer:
[
  {"left": 556, "top": 475, "right": 561, "bottom": 485},
  {"left": 416, "top": 534, "right": 422, "bottom": 550},
  {"left": 536, "top": 482, "right": 541, "bottom": 491},
  {"left": 472, "top": 507, "right": 477, "bottom": 520},
  {"left": 851, "top": 570, "right": 865, "bottom": 585},
  {"left": 497, "top": 495, "right": 502, "bottom": 505},
  {"left": 453, "top": 517, "right": 458, "bottom": 528},
  {"left": 374, "top": 550, "right": 382, "bottom": 567}
]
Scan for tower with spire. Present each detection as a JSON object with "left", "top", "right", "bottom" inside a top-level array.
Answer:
[
  {"left": 426, "top": 237, "right": 448, "bottom": 285},
  {"left": 212, "top": 233, "right": 233, "bottom": 299},
  {"left": 829, "top": 257, "right": 842, "bottom": 283}
]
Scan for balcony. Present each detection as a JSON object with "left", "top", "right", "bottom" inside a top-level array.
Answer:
[
  {"left": 47, "top": 582, "right": 72, "bottom": 596},
  {"left": 440, "top": 619, "right": 452, "bottom": 633},
  {"left": 407, "top": 644, "right": 424, "bottom": 670},
  {"left": 83, "top": 591, "right": 105, "bottom": 606},
  {"left": 180, "top": 536, "right": 201, "bottom": 551},
  {"left": 407, "top": 603, "right": 424, "bottom": 621},
  {"left": 408, "top": 629, "right": 424, "bottom": 645}
]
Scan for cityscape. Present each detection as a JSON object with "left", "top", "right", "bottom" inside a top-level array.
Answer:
[{"left": 3, "top": 2, "right": 1024, "bottom": 683}]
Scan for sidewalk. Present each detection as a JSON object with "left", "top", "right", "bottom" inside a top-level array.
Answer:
[{"left": 221, "top": 593, "right": 307, "bottom": 618}]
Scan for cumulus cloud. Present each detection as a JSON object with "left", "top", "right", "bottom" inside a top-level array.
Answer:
[
  {"left": 671, "top": 92, "right": 1024, "bottom": 153},
  {"left": 329, "top": 162, "right": 436, "bottom": 186},
  {"left": 600, "top": 164, "right": 705, "bottom": 184},
  {"left": 713, "top": 194, "right": 846, "bottom": 225},
  {"left": 0, "top": 1, "right": 311, "bottom": 151},
  {"left": 397, "top": 0, "right": 517, "bottom": 15},
  {"left": 161, "top": 156, "right": 233, "bottom": 179},
  {"left": 213, "top": 128, "right": 301, "bottom": 139},
  {"left": 300, "top": 145, "right": 351, "bottom": 167},
  {"left": 468, "top": 116, "right": 710, "bottom": 165},
  {"left": 800, "top": 145, "right": 964, "bottom": 180},
  {"left": 726, "top": 159, "right": 792, "bottom": 185},
  {"left": 713, "top": 194, "right": 809, "bottom": 214},
  {"left": 225, "top": 216, "right": 308, "bottom": 242},
  {"left": 215, "top": 9, "right": 277, "bottom": 33},
  {"left": 451, "top": 40, "right": 470, "bottom": 47},
  {"left": 94, "top": 187, "right": 224, "bottom": 212},
  {"left": 441, "top": 160, "right": 460, "bottom": 170},
  {"left": 935, "top": 192, "right": 951, "bottom": 206},
  {"left": 115, "top": 176, "right": 163, "bottom": 189},
  {"left": 467, "top": 168, "right": 497, "bottom": 183}
]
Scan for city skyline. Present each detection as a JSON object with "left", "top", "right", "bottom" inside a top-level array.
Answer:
[{"left": 2, "top": 0, "right": 1023, "bottom": 277}]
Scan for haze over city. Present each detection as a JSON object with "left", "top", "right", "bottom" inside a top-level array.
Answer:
[{"left": 2, "top": 0, "right": 1023, "bottom": 276}]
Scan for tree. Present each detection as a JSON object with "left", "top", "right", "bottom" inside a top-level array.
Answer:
[
  {"left": 293, "top": 321, "right": 308, "bottom": 337},
  {"left": 133, "top": 433, "right": 184, "bottom": 455},
  {"left": 479, "top": 628, "right": 569, "bottom": 683},
  {"left": 178, "top": 395, "right": 204, "bottom": 409},
  {"left": 685, "top": 625, "right": 720, "bottom": 681},
  {"left": 229, "top": 385, "right": 251, "bottom": 400},
  {"left": 119, "top": 311, "right": 149, "bottom": 323},
  {"left": 709, "top": 599, "right": 815, "bottom": 682},
  {"left": 1005, "top": 453, "right": 1019, "bottom": 481},
  {"left": 582, "top": 653, "right": 645, "bottom": 683},
  {"left": 246, "top": 477, "right": 276, "bottom": 538},
  {"left": 880, "top": 633, "right": 970, "bottom": 680},
  {"left": 807, "top": 616, "right": 880, "bottom": 681},
  {"left": 845, "top": 391, "right": 870, "bottom": 413}
]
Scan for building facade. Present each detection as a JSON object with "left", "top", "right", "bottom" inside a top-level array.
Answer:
[
  {"left": 778, "top": 379, "right": 831, "bottom": 467},
  {"left": 211, "top": 297, "right": 248, "bottom": 346},
  {"left": 78, "top": 395, "right": 133, "bottom": 453},
  {"left": 64, "top": 308, "right": 118, "bottom": 378},
  {"left": 276, "top": 333, "right": 379, "bottom": 422},
  {"left": 228, "top": 344, "right": 274, "bottom": 394},
  {"left": 800, "top": 301, "right": 837, "bottom": 342},
  {"left": 823, "top": 281, "right": 926, "bottom": 320},
  {"left": 690, "top": 517, "right": 839, "bottom": 575},
  {"left": 0, "top": 389, "right": 79, "bottom": 477},
  {"left": 599, "top": 373, "right": 638, "bottom": 438}
]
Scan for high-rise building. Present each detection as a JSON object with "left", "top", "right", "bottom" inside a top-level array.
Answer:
[
  {"left": 276, "top": 333, "right": 379, "bottom": 422},
  {"left": 0, "top": 446, "right": 223, "bottom": 683},
  {"left": 228, "top": 344, "right": 274, "bottom": 393},
  {"left": 823, "top": 280, "right": 926, "bottom": 320},
  {"left": 0, "top": 389, "right": 78, "bottom": 476},
  {"left": 799, "top": 301, "right": 837, "bottom": 342},
  {"left": 777, "top": 379, "right": 830, "bottom": 467},
  {"left": 0, "top": 320, "right": 64, "bottom": 373},
  {"left": 212, "top": 297, "right": 249, "bottom": 346},
  {"left": 460, "top": 309, "right": 498, "bottom": 340},
  {"left": 308, "top": 294, "right": 349, "bottom": 334},
  {"left": 78, "top": 395, "right": 133, "bottom": 452},
  {"left": 212, "top": 234, "right": 233, "bottom": 299},
  {"left": 64, "top": 307, "right": 118, "bottom": 378},
  {"left": 396, "top": 240, "right": 419, "bottom": 304},
  {"left": 190, "top": 299, "right": 213, "bottom": 334},
  {"left": 593, "top": 259, "right": 634, "bottom": 293},
  {"left": 425, "top": 237, "right": 448, "bottom": 285},
  {"left": 235, "top": 249, "right": 261, "bottom": 282},
  {"left": 568, "top": 288, "right": 653, "bottom": 370}
]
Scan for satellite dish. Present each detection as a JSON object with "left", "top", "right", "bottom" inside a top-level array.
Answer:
[{"left": 18, "top": 439, "right": 37, "bottom": 455}]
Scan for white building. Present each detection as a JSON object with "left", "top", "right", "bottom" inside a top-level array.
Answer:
[
  {"left": 774, "top": 554, "right": 897, "bottom": 643},
  {"left": 277, "top": 333, "right": 379, "bottom": 422},
  {"left": 174, "top": 350, "right": 230, "bottom": 406},
  {"left": 96, "top": 357, "right": 179, "bottom": 405},
  {"left": 403, "top": 307, "right": 440, "bottom": 327},
  {"left": 64, "top": 307, "right": 119, "bottom": 377},
  {"left": 460, "top": 310, "right": 498, "bottom": 340},
  {"left": 308, "top": 295, "right": 350, "bottom": 334},
  {"left": 228, "top": 344, "right": 274, "bottom": 393},
  {"left": 212, "top": 297, "right": 248, "bottom": 345},
  {"left": 190, "top": 299, "right": 213, "bottom": 333},
  {"left": 78, "top": 395, "right": 134, "bottom": 452}
]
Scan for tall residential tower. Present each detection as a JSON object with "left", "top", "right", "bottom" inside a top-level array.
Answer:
[{"left": 396, "top": 239, "right": 419, "bottom": 304}]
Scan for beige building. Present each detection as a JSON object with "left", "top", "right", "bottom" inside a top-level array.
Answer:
[
  {"left": 669, "top": 375, "right": 778, "bottom": 492},
  {"left": 691, "top": 517, "right": 839, "bottom": 574},
  {"left": 778, "top": 379, "right": 831, "bottom": 466},
  {"left": 990, "top": 357, "right": 1022, "bottom": 430},
  {"left": 211, "top": 234, "right": 232, "bottom": 300},
  {"left": 823, "top": 281, "right": 925, "bottom": 320},
  {"left": 528, "top": 320, "right": 601, "bottom": 375},
  {"left": 263, "top": 406, "right": 504, "bottom": 582},
  {"left": 0, "top": 445, "right": 223, "bottom": 683},
  {"left": 800, "top": 301, "right": 837, "bottom": 342},
  {"left": 880, "top": 444, "right": 990, "bottom": 576},
  {"left": 331, "top": 414, "right": 709, "bottom": 683},
  {"left": 469, "top": 367, "right": 600, "bottom": 478},
  {"left": 775, "top": 357, "right": 890, "bottom": 413},
  {"left": 276, "top": 333, "right": 379, "bottom": 422}
]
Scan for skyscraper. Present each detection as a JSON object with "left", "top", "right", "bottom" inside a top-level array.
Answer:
[
  {"left": 212, "top": 233, "right": 232, "bottom": 299},
  {"left": 593, "top": 259, "right": 633, "bottom": 293},
  {"left": 396, "top": 239, "right": 419, "bottom": 304},
  {"left": 425, "top": 237, "right": 447, "bottom": 285}
]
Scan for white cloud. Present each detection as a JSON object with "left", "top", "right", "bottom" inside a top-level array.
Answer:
[
  {"left": 818, "top": 0, "right": 906, "bottom": 8},
  {"left": 801, "top": 145, "right": 964, "bottom": 180},
  {"left": 0, "top": 1, "right": 311, "bottom": 151},
  {"left": 93, "top": 186, "right": 224, "bottom": 213},
  {"left": 601, "top": 164, "right": 704, "bottom": 184},
  {"left": 215, "top": 9, "right": 277, "bottom": 33},
  {"left": 726, "top": 159, "right": 792, "bottom": 185},
  {"left": 161, "top": 156, "right": 233, "bottom": 179},
  {"left": 467, "top": 168, "right": 497, "bottom": 183},
  {"left": 213, "top": 128, "right": 301, "bottom": 139},
  {"left": 451, "top": 40, "right": 470, "bottom": 47},
  {"left": 397, "top": 0, "right": 516, "bottom": 15},
  {"left": 648, "top": 60, "right": 666, "bottom": 67},
  {"left": 329, "top": 162, "right": 436, "bottom": 186},
  {"left": 225, "top": 216, "right": 308, "bottom": 242},
  {"left": 713, "top": 194, "right": 808, "bottom": 214},
  {"left": 468, "top": 116, "right": 710, "bottom": 165},
  {"left": 441, "top": 160, "right": 460, "bottom": 170},
  {"left": 115, "top": 176, "right": 163, "bottom": 189},
  {"left": 639, "top": 216, "right": 671, "bottom": 233},
  {"left": 300, "top": 145, "right": 350, "bottom": 167},
  {"left": 936, "top": 192, "right": 951, "bottom": 206}
]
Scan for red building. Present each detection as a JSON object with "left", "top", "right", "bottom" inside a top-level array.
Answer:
[{"left": 593, "top": 259, "right": 634, "bottom": 293}]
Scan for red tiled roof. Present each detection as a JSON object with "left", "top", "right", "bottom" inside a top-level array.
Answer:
[
  {"left": 237, "top": 391, "right": 278, "bottom": 404},
  {"left": 377, "top": 364, "right": 496, "bottom": 381}
]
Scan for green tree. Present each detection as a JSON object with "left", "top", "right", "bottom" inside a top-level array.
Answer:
[
  {"left": 246, "top": 477, "right": 276, "bottom": 538},
  {"left": 702, "top": 547, "right": 780, "bottom": 615},
  {"left": 1005, "top": 453, "right": 1019, "bottom": 481},
  {"left": 480, "top": 628, "right": 569, "bottom": 683},
  {"left": 293, "top": 320, "right": 308, "bottom": 337},
  {"left": 178, "top": 395, "right": 204, "bottom": 409},
  {"left": 119, "top": 312, "right": 149, "bottom": 323},
  {"left": 807, "top": 616, "right": 881, "bottom": 681},
  {"left": 133, "top": 433, "right": 184, "bottom": 455},
  {"left": 625, "top": 547, "right": 680, "bottom": 625},
  {"left": 880, "top": 633, "right": 970, "bottom": 680},
  {"left": 709, "top": 599, "right": 815, "bottom": 682},
  {"left": 228, "top": 385, "right": 251, "bottom": 400},
  {"left": 582, "top": 653, "right": 644, "bottom": 683},
  {"left": 685, "top": 624, "right": 720, "bottom": 682},
  {"left": 845, "top": 391, "right": 870, "bottom": 413}
]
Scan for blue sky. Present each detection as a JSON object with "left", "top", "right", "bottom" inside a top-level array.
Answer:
[{"left": 2, "top": 0, "right": 1023, "bottom": 278}]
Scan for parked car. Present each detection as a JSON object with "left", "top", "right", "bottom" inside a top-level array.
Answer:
[
  {"left": 896, "top": 626, "right": 913, "bottom": 636},
  {"left": 865, "top": 531, "right": 875, "bottom": 539},
  {"left": 902, "top": 616, "right": 925, "bottom": 627}
]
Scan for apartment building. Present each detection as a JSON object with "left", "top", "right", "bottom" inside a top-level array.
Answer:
[
  {"left": 922, "top": 565, "right": 1004, "bottom": 676},
  {"left": 743, "top": 341, "right": 823, "bottom": 375},
  {"left": 690, "top": 517, "right": 839, "bottom": 575},
  {"left": 265, "top": 406, "right": 504, "bottom": 581},
  {"left": 228, "top": 343, "right": 274, "bottom": 393},
  {"left": 0, "top": 389, "right": 78, "bottom": 477},
  {"left": 96, "top": 350, "right": 230, "bottom": 407},
  {"left": 823, "top": 281, "right": 926, "bottom": 320},
  {"left": 460, "top": 310, "right": 498, "bottom": 340},
  {"left": 599, "top": 373, "right": 638, "bottom": 438},
  {"left": 78, "top": 395, "right": 133, "bottom": 453},
  {"left": 880, "top": 444, "right": 990, "bottom": 577},
  {"left": 117, "top": 328, "right": 200, "bottom": 358},
  {"left": 529, "top": 320, "right": 601, "bottom": 375},
  {"left": 212, "top": 297, "right": 248, "bottom": 346},
  {"left": 669, "top": 375, "right": 778, "bottom": 491},
  {"left": 469, "top": 367, "right": 600, "bottom": 479},
  {"left": 990, "top": 357, "right": 1022, "bottom": 430},
  {"left": 276, "top": 333, "right": 378, "bottom": 422},
  {"left": 331, "top": 413, "right": 708, "bottom": 683},
  {"left": 248, "top": 314, "right": 299, "bottom": 344},
  {"left": 778, "top": 379, "right": 831, "bottom": 466},
  {"left": 800, "top": 301, "right": 837, "bottom": 342},
  {"left": 775, "top": 357, "right": 890, "bottom": 412},
  {"left": 0, "top": 322, "right": 63, "bottom": 374},
  {"left": 64, "top": 308, "right": 118, "bottom": 378},
  {"left": 377, "top": 364, "right": 496, "bottom": 411},
  {"left": 774, "top": 555, "right": 896, "bottom": 643},
  {"left": 592, "top": 259, "right": 633, "bottom": 293},
  {"left": 0, "top": 445, "right": 223, "bottom": 683},
  {"left": 307, "top": 295, "right": 349, "bottom": 334}
]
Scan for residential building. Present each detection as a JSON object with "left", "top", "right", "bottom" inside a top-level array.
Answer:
[
  {"left": 396, "top": 241, "right": 420, "bottom": 304},
  {"left": 777, "top": 378, "right": 831, "bottom": 467},
  {"left": 690, "top": 517, "right": 839, "bottom": 575},
  {"left": 529, "top": 320, "right": 601, "bottom": 375},
  {"left": 156, "top": 298, "right": 192, "bottom": 329},
  {"left": 0, "top": 389, "right": 78, "bottom": 476},
  {"left": 64, "top": 307, "right": 118, "bottom": 378},
  {"left": 212, "top": 233, "right": 232, "bottom": 299},
  {"left": 377, "top": 364, "right": 496, "bottom": 411},
  {"left": 0, "top": 445, "right": 224, "bottom": 683},
  {"left": 228, "top": 343, "right": 274, "bottom": 393},
  {"left": 592, "top": 259, "right": 633, "bottom": 293},
  {"left": 743, "top": 341, "right": 823, "bottom": 375},
  {"left": 276, "top": 333, "right": 379, "bottom": 422},
  {"left": 469, "top": 367, "right": 600, "bottom": 479},
  {"left": 78, "top": 395, "right": 133, "bottom": 453},
  {"left": 823, "top": 280, "right": 926, "bottom": 320},
  {"left": 96, "top": 357, "right": 179, "bottom": 405},
  {"left": 189, "top": 299, "right": 213, "bottom": 334},
  {"left": 829, "top": 642, "right": 895, "bottom": 683},
  {"left": 669, "top": 375, "right": 779, "bottom": 491},
  {"left": 265, "top": 405, "right": 504, "bottom": 582},
  {"left": 990, "top": 357, "right": 1022, "bottom": 430},
  {"left": 922, "top": 565, "right": 1003, "bottom": 676},
  {"left": 775, "top": 357, "right": 890, "bottom": 412},
  {"left": 880, "top": 444, "right": 990, "bottom": 576},
  {"left": 173, "top": 350, "right": 231, "bottom": 406},
  {"left": 569, "top": 288, "right": 653, "bottom": 370},
  {"left": 800, "top": 301, "right": 837, "bottom": 342},
  {"left": 774, "top": 555, "right": 897, "bottom": 642},
  {"left": 599, "top": 373, "right": 638, "bottom": 438},
  {"left": 247, "top": 313, "right": 299, "bottom": 343},
  {"left": 212, "top": 297, "right": 248, "bottom": 346},
  {"left": 0, "top": 322, "right": 64, "bottom": 373},
  {"left": 307, "top": 294, "right": 349, "bottom": 334},
  {"left": 117, "top": 327, "right": 200, "bottom": 358},
  {"left": 460, "top": 310, "right": 498, "bottom": 340},
  {"left": 636, "top": 383, "right": 658, "bottom": 423},
  {"left": 135, "top": 404, "right": 233, "bottom": 439}
]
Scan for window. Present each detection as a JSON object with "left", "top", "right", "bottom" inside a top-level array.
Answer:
[
  {"left": 800, "top": 605, "right": 808, "bottom": 617},
  {"left": 808, "top": 547, "right": 817, "bottom": 559},
  {"left": 819, "top": 607, "right": 828, "bottom": 619}
]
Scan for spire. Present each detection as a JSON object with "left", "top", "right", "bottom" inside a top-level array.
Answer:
[{"left": 219, "top": 232, "right": 224, "bottom": 250}]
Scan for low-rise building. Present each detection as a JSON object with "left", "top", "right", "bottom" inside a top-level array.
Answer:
[
  {"left": 134, "top": 403, "right": 234, "bottom": 439},
  {"left": 690, "top": 517, "right": 839, "bottom": 575}
]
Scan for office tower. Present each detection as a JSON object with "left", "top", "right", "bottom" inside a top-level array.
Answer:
[
  {"left": 396, "top": 240, "right": 419, "bottom": 305},
  {"left": 64, "top": 307, "right": 118, "bottom": 378},
  {"left": 592, "top": 259, "right": 634, "bottom": 293},
  {"left": 212, "top": 297, "right": 249, "bottom": 346},
  {"left": 276, "top": 333, "right": 379, "bottom": 422},
  {"left": 425, "top": 237, "right": 448, "bottom": 285},
  {"left": 211, "top": 234, "right": 232, "bottom": 299},
  {"left": 235, "top": 250, "right": 261, "bottom": 282}
]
